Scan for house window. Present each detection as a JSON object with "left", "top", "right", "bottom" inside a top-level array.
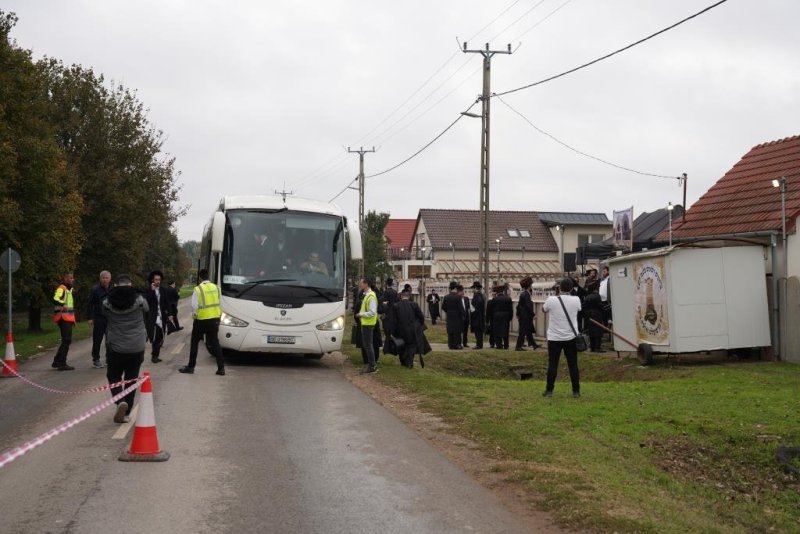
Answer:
[
  {"left": 519, "top": 229, "right": 531, "bottom": 237},
  {"left": 577, "top": 233, "right": 606, "bottom": 247},
  {"left": 506, "top": 229, "right": 519, "bottom": 237}
]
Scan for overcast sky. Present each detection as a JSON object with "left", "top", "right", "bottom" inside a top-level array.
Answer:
[{"left": 5, "top": 0, "right": 800, "bottom": 242}]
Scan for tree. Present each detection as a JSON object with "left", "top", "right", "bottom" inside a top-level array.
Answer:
[
  {"left": 0, "top": 11, "right": 83, "bottom": 331},
  {"left": 347, "top": 211, "right": 391, "bottom": 285}
]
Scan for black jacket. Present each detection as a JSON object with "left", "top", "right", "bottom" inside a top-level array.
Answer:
[
  {"left": 88, "top": 283, "right": 111, "bottom": 320},
  {"left": 490, "top": 293, "right": 513, "bottom": 337},
  {"left": 470, "top": 291, "right": 486, "bottom": 331},
  {"left": 441, "top": 291, "right": 464, "bottom": 334},
  {"left": 390, "top": 300, "right": 431, "bottom": 356},
  {"left": 144, "top": 287, "right": 170, "bottom": 341}
]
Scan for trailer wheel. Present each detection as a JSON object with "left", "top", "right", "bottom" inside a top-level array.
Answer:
[{"left": 637, "top": 343, "right": 654, "bottom": 366}]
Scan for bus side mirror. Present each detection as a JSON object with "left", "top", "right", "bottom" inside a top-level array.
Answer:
[
  {"left": 211, "top": 211, "right": 226, "bottom": 253},
  {"left": 347, "top": 218, "right": 363, "bottom": 260}
]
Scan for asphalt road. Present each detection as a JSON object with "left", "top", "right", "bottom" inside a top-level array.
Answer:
[{"left": 0, "top": 303, "right": 538, "bottom": 533}]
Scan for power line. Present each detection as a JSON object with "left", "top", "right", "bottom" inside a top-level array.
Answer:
[
  {"left": 497, "top": 96, "right": 679, "bottom": 179},
  {"left": 366, "top": 100, "right": 480, "bottom": 179},
  {"left": 494, "top": 0, "right": 729, "bottom": 98},
  {"left": 328, "top": 176, "right": 358, "bottom": 203},
  {"left": 487, "top": 0, "right": 547, "bottom": 43},
  {"left": 508, "top": 0, "right": 574, "bottom": 43}
]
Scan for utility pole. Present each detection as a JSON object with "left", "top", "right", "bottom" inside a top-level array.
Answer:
[
  {"left": 274, "top": 184, "right": 293, "bottom": 203},
  {"left": 347, "top": 146, "right": 376, "bottom": 278},
  {"left": 462, "top": 42, "right": 512, "bottom": 294}
]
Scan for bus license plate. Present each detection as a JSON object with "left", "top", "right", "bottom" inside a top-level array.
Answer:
[{"left": 267, "top": 335, "right": 296, "bottom": 344}]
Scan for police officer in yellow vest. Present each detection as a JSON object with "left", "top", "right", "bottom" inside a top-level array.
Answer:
[
  {"left": 179, "top": 268, "right": 226, "bottom": 376},
  {"left": 356, "top": 276, "right": 379, "bottom": 374},
  {"left": 52, "top": 271, "right": 77, "bottom": 371}
]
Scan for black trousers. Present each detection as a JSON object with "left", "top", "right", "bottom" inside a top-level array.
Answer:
[
  {"left": 53, "top": 320, "right": 73, "bottom": 366},
  {"left": 590, "top": 336, "right": 602, "bottom": 351},
  {"left": 399, "top": 345, "right": 416, "bottom": 368},
  {"left": 151, "top": 324, "right": 164, "bottom": 358},
  {"left": 515, "top": 331, "right": 535, "bottom": 349},
  {"left": 107, "top": 349, "right": 144, "bottom": 414},
  {"left": 545, "top": 339, "right": 580, "bottom": 393},
  {"left": 360, "top": 325, "right": 376, "bottom": 368},
  {"left": 188, "top": 318, "right": 225, "bottom": 370},
  {"left": 461, "top": 324, "right": 469, "bottom": 346},
  {"left": 496, "top": 336, "right": 509, "bottom": 350},
  {"left": 473, "top": 328, "right": 484, "bottom": 349},
  {"left": 91, "top": 316, "right": 107, "bottom": 360},
  {"left": 447, "top": 332, "right": 461, "bottom": 349}
]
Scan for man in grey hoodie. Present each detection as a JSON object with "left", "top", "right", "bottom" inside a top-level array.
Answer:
[{"left": 102, "top": 274, "right": 149, "bottom": 423}]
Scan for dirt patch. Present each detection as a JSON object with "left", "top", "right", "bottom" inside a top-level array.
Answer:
[
  {"left": 324, "top": 351, "right": 568, "bottom": 533},
  {"left": 647, "top": 435, "right": 800, "bottom": 502}
]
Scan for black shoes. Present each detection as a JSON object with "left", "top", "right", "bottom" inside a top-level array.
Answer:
[
  {"left": 151, "top": 357, "right": 162, "bottom": 363},
  {"left": 515, "top": 347, "right": 525, "bottom": 351},
  {"left": 542, "top": 390, "right": 553, "bottom": 398},
  {"left": 573, "top": 392, "right": 581, "bottom": 399},
  {"left": 359, "top": 366, "right": 378, "bottom": 375},
  {"left": 57, "top": 364, "right": 75, "bottom": 371},
  {"left": 178, "top": 366, "right": 194, "bottom": 374},
  {"left": 216, "top": 369, "right": 225, "bottom": 376}
]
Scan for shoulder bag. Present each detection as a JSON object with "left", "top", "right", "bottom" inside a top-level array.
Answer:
[{"left": 557, "top": 295, "right": 589, "bottom": 352}]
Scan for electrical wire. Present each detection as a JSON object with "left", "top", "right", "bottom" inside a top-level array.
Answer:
[
  {"left": 494, "top": 0, "right": 729, "bottom": 98},
  {"left": 487, "top": 0, "right": 547, "bottom": 43},
  {"left": 497, "top": 96, "right": 679, "bottom": 179},
  {"left": 329, "top": 176, "right": 359, "bottom": 203},
  {"left": 508, "top": 0, "right": 574, "bottom": 43},
  {"left": 365, "top": 100, "right": 480, "bottom": 179}
]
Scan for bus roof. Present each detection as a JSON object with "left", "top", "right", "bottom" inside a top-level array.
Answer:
[{"left": 218, "top": 195, "right": 345, "bottom": 217}]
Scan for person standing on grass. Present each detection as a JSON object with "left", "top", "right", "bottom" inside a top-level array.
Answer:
[
  {"left": 391, "top": 288, "right": 430, "bottom": 368},
  {"left": 51, "top": 271, "right": 76, "bottom": 371},
  {"left": 458, "top": 284, "right": 471, "bottom": 348},
  {"left": 179, "top": 268, "right": 226, "bottom": 376},
  {"left": 490, "top": 284, "right": 513, "bottom": 350},
  {"left": 102, "top": 274, "right": 149, "bottom": 423},
  {"left": 87, "top": 270, "right": 112, "bottom": 368},
  {"left": 441, "top": 281, "right": 463, "bottom": 350},
  {"left": 582, "top": 281, "right": 606, "bottom": 353},
  {"left": 426, "top": 289, "right": 440, "bottom": 325},
  {"left": 542, "top": 278, "right": 582, "bottom": 398},
  {"left": 355, "top": 276, "right": 379, "bottom": 374},
  {"left": 515, "top": 276, "right": 539, "bottom": 351},
  {"left": 469, "top": 281, "right": 486, "bottom": 349}
]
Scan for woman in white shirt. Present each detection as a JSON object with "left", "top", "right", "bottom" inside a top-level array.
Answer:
[{"left": 542, "top": 278, "right": 582, "bottom": 398}]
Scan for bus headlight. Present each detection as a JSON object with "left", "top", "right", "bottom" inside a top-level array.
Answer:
[
  {"left": 316, "top": 315, "right": 344, "bottom": 331},
  {"left": 220, "top": 312, "right": 249, "bottom": 327}
]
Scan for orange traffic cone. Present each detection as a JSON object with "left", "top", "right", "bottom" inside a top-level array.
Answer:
[
  {"left": 119, "top": 371, "right": 170, "bottom": 462},
  {"left": 1, "top": 331, "right": 19, "bottom": 378}
]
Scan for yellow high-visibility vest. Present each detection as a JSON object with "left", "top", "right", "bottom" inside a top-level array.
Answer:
[
  {"left": 195, "top": 282, "right": 222, "bottom": 320},
  {"left": 53, "top": 284, "right": 75, "bottom": 323},
  {"left": 359, "top": 290, "right": 378, "bottom": 326}
]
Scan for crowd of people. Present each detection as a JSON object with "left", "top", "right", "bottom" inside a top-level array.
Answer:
[
  {"left": 351, "top": 267, "right": 613, "bottom": 397},
  {"left": 50, "top": 268, "right": 225, "bottom": 424}
]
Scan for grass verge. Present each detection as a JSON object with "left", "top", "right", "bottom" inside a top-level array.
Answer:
[
  {"left": 5, "top": 313, "right": 92, "bottom": 362},
  {"left": 342, "top": 320, "right": 800, "bottom": 532}
]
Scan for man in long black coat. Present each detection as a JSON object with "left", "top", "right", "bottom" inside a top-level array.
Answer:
[
  {"left": 515, "top": 276, "right": 539, "bottom": 350},
  {"left": 485, "top": 292, "right": 496, "bottom": 348},
  {"left": 441, "top": 281, "right": 464, "bottom": 349},
  {"left": 426, "top": 289, "right": 440, "bottom": 325},
  {"left": 380, "top": 278, "right": 399, "bottom": 338},
  {"left": 490, "top": 284, "right": 513, "bottom": 350},
  {"left": 144, "top": 270, "right": 172, "bottom": 364},
  {"left": 469, "top": 281, "right": 486, "bottom": 349},
  {"left": 391, "top": 289, "right": 431, "bottom": 368},
  {"left": 457, "top": 285, "right": 471, "bottom": 348}
]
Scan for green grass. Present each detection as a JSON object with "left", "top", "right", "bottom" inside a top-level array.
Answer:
[
  {"left": 342, "top": 320, "right": 800, "bottom": 532},
  {"left": 5, "top": 313, "right": 92, "bottom": 362},
  {"left": 179, "top": 284, "right": 196, "bottom": 298}
]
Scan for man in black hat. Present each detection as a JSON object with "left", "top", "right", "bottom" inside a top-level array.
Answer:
[
  {"left": 380, "top": 278, "right": 399, "bottom": 339},
  {"left": 457, "top": 285, "right": 471, "bottom": 348},
  {"left": 426, "top": 289, "right": 440, "bottom": 325},
  {"left": 469, "top": 281, "right": 486, "bottom": 349},
  {"left": 441, "top": 281, "right": 463, "bottom": 349}
]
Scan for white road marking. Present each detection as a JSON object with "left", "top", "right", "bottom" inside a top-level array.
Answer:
[
  {"left": 111, "top": 404, "right": 139, "bottom": 440},
  {"left": 171, "top": 341, "right": 186, "bottom": 354}
]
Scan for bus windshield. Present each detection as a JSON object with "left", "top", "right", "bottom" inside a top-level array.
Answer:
[{"left": 220, "top": 210, "right": 345, "bottom": 303}]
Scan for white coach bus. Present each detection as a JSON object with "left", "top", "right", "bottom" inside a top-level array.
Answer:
[{"left": 198, "top": 195, "right": 362, "bottom": 358}]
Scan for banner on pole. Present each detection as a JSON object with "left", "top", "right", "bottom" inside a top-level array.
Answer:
[{"left": 612, "top": 207, "right": 634, "bottom": 251}]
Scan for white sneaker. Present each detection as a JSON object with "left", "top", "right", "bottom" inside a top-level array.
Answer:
[{"left": 114, "top": 402, "right": 129, "bottom": 424}]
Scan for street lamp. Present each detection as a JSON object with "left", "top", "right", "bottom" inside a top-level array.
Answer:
[
  {"left": 773, "top": 177, "right": 787, "bottom": 358},
  {"left": 521, "top": 245, "right": 525, "bottom": 262},
  {"left": 449, "top": 241, "right": 456, "bottom": 276},
  {"left": 421, "top": 246, "right": 427, "bottom": 279},
  {"left": 555, "top": 225, "right": 565, "bottom": 273},
  {"left": 667, "top": 202, "right": 674, "bottom": 246},
  {"left": 400, "top": 247, "right": 405, "bottom": 279},
  {"left": 495, "top": 238, "right": 502, "bottom": 282}
]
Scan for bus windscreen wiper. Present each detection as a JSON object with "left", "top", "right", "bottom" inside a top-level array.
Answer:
[
  {"left": 232, "top": 278, "right": 297, "bottom": 298},
  {"left": 280, "top": 284, "right": 338, "bottom": 302}
]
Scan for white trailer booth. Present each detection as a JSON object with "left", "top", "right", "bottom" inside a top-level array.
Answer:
[{"left": 606, "top": 245, "right": 771, "bottom": 362}]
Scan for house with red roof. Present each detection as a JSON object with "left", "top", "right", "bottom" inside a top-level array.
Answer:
[
  {"left": 383, "top": 218, "right": 415, "bottom": 254},
  {"left": 662, "top": 134, "right": 800, "bottom": 362}
]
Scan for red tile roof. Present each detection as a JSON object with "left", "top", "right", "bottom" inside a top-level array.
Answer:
[
  {"left": 415, "top": 209, "right": 558, "bottom": 252},
  {"left": 667, "top": 135, "right": 800, "bottom": 239},
  {"left": 383, "top": 219, "right": 416, "bottom": 248}
]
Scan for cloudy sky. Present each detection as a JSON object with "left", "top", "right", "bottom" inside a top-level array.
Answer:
[{"left": 5, "top": 0, "right": 800, "bottom": 242}]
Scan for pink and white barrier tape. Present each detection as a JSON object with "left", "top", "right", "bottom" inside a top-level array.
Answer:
[
  {"left": 0, "top": 376, "right": 148, "bottom": 469},
  {"left": 1, "top": 359, "right": 140, "bottom": 395}
]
